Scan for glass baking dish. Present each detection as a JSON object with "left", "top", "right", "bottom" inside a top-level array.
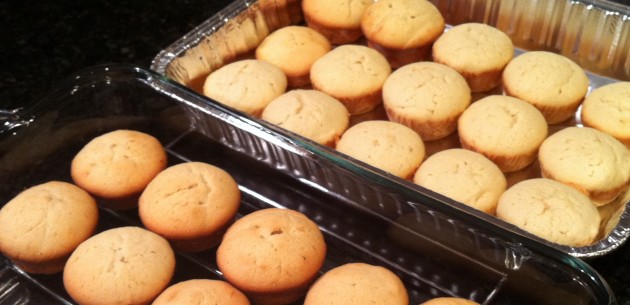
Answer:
[
  {"left": 0, "top": 64, "right": 616, "bottom": 304},
  {"left": 150, "top": 0, "right": 630, "bottom": 258}
]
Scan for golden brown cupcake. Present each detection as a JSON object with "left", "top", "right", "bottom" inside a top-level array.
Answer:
[
  {"left": 256, "top": 26, "right": 331, "bottom": 88},
  {"left": 261, "top": 89, "right": 350, "bottom": 147},
  {"left": 581, "top": 81, "right": 630, "bottom": 147},
  {"left": 457, "top": 95, "right": 548, "bottom": 172},
  {"left": 538, "top": 126, "right": 630, "bottom": 206},
  {"left": 203, "top": 59, "right": 288, "bottom": 117},
  {"left": 432, "top": 23, "right": 514, "bottom": 92},
  {"left": 413, "top": 148, "right": 506, "bottom": 214},
  {"left": 382, "top": 61, "right": 471, "bottom": 141},
  {"left": 361, "top": 0, "right": 445, "bottom": 68},
  {"left": 63, "top": 226, "right": 176, "bottom": 305},
  {"left": 496, "top": 178, "right": 600, "bottom": 247},
  {"left": 139, "top": 162, "right": 241, "bottom": 253},
  {"left": 302, "top": 0, "right": 373, "bottom": 44},
  {"left": 0, "top": 181, "right": 98, "bottom": 274},
  {"left": 152, "top": 279, "right": 251, "bottom": 305},
  {"left": 502, "top": 51, "right": 590, "bottom": 124},
  {"left": 336, "top": 120, "right": 425, "bottom": 179},
  {"left": 304, "top": 263, "right": 408, "bottom": 305},
  {"left": 310, "top": 44, "right": 392, "bottom": 115},
  {"left": 71, "top": 129, "right": 168, "bottom": 210},
  {"left": 217, "top": 208, "right": 326, "bottom": 305}
]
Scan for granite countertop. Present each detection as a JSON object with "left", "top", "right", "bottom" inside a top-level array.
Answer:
[{"left": 1, "top": 0, "right": 629, "bottom": 304}]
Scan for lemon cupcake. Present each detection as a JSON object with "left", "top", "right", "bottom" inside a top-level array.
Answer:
[
  {"left": 302, "top": 0, "right": 373, "bottom": 44},
  {"left": 581, "top": 81, "right": 630, "bottom": 147}
]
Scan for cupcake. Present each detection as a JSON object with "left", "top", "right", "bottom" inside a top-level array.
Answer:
[
  {"left": 0, "top": 181, "right": 98, "bottom": 274},
  {"left": 310, "top": 44, "right": 392, "bottom": 115},
  {"left": 413, "top": 148, "right": 506, "bottom": 214},
  {"left": 139, "top": 162, "right": 241, "bottom": 252},
  {"left": 432, "top": 23, "right": 514, "bottom": 92},
  {"left": 538, "top": 126, "right": 630, "bottom": 206},
  {"left": 261, "top": 89, "right": 350, "bottom": 147},
  {"left": 457, "top": 95, "right": 548, "bottom": 172},
  {"left": 336, "top": 120, "right": 425, "bottom": 179},
  {"left": 63, "top": 226, "right": 176, "bottom": 305},
  {"left": 256, "top": 26, "right": 331, "bottom": 88},
  {"left": 580, "top": 81, "right": 630, "bottom": 147},
  {"left": 382, "top": 61, "right": 471, "bottom": 141},
  {"left": 217, "top": 208, "right": 326, "bottom": 305},
  {"left": 203, "top": 59, "right": 288, "bottom": 117},
  {"left": 361, "top": 0, "right": 445, "bottom": 68},
  {"left": 71, "top": 129, "right": 168, "bottom": 210},
  {"left": 304, "top": 263, "right": 408, "bottom": 305},
  {"left": 496, "top": 178, "right": 600, "bottom": 247},
  {"left": 152, "top": 279, "right": 251, "bottom": 305},
  {"left": 302, "top": 0, "right": 373, "bottom": 44},
  {"left": 502, "top": 51, "right": 590, "bottom": 124}
]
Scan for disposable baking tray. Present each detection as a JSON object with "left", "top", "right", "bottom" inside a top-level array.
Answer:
[
  {"left": 150, "top": 0, "right": 630, "bottom": 258},
  {"left": 0, "top": 64, "right": 616, "bottom": 304}
]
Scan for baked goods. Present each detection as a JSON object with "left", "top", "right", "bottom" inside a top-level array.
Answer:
[
  {"left": 63, "top": 226, "right": 176, "bottom": 305},
  {"left": 496, "top": 178, "right": 600, "bottom": 247},
  {"left": 361, "top": 0, "right": 445, "bottom": 68},
  {"left": 580, "top": 81, "right": 630, "bottom": 147},
  {"left": 71, "top": 129, "right": 168, "bottom": 210},
  {"left": 261, "top": 89, "right": 350, "bottom": 147},
  {"left": 139, "top": 162, "right": 241, "bottom": 252},
  {"left": 256, "top": 26, "right": 331, "bottom": 88},
  {"left": 304, "top": 262, "right": 408, "bottom": 305},
  {"left": 538, "top": 126, "right": 630, "bottom": 206},
  {"left": 457, "top": 95, "right": 548, "bottom": 172},
  {"left": 382, "top": 61, "right": 471, "bottom": 141},
  {"left": 336, "top": 120, "right": 425, "bottom": 179},
  {"left": 420, "top": 297, "right": 480, "bottom": 305},
  {"left": 413, "top": 148, "right": 506, "bottom": 214},
  {"left": 203, "top": 59, "right": 288, "bottom": 117},
  {"left": 217, "top": 208, "right": 326, "bottom": 305},
  {"left": 0, "top": 181, "right": 98, "bottom": 274},
  {"left": 502, "top": 51, "right": 590, "bottom": 124},
  {"left": 302, "top": 0, "right": 372, "bottom": 44},
  {"left": 152, "top": 279, "right": 251, "bottom": 305},
  {"left": 310, "top": 44, "right": 392, "bottom": 115},
  {"left": 432, "top": 22, "right": 514, "bottom": 92}
]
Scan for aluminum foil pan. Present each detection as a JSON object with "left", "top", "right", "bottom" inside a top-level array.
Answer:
[{"left": 151, "top": 0, "right": 630, "bottom": 258}]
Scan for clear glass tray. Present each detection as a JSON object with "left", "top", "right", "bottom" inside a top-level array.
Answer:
[
  {"left": 150, "top": 0, "right": 630, "bottom": 258},
  {"left": 0, "top": 64, "right": 616, "bottom": 304}
]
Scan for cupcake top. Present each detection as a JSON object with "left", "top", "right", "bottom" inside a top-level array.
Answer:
[
  {"left": 538, "top": 126, "right": 630, "bottom": 206},
  {"left": 310, "top": 44, "right": 392, "bottom": 114},
  {"left": 361, "top": 0, "right": 445, "bottom": 49},
  {"left": 496, "top": 178, "right": 600, "bottom": 247},
  {"left": 139, "top": 162, "right": 241, "bottom": 251},
  {"left": 581, "top": 81, "right": 630, "bottom": 146},
  {"left": 382, "top": 61, "right": 471, "bottom": 141},
  {"left": 414, "top": 148, "right": 506, "bottom": 214},
  {"left": 63, "top": 226, "right": 176, "bottom": 305},
  {"left": 71, "top": 129, "right": 167, "bottom": 200},
  {"left": 336, "top": 120, "right": 425, "bottom": 179},
  {"left": 302, "top": 0, "right": 372, "bottom": 44},
  {"left": 0, "top": 181, "right": 98, "bottom": 274},
  {"left": 421, "top": 298, "right": 481, "bottom": 305},
  {"left": 153, "top": 279, "right": 251, "bottom": 305},
  {"left": 203, "top": 59, "right": 288, "bottom": 117},
  {"left": 256, "top": 26, "right": 331, "bottom": 88},
  {"left": 502, "top": 51, "right": 590, "bottom": 124},
  {"left": 304, "top": 263, "right": 408, "bottom": 305},
  {"left": 261, "top": 89, "right": 350, "bottom": 147},
  {"left": 457, "top": 95, "right": 548, "bottom": 172},
  {"left": 432, "top": 22, "right": 514, "bottom": 92}
]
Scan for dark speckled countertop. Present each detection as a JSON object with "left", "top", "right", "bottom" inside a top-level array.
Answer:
[{"left": 1, "top": 0, "right": 629, "bottom": 304}]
